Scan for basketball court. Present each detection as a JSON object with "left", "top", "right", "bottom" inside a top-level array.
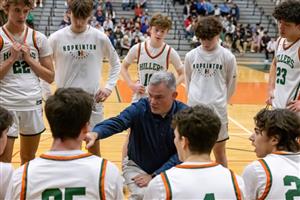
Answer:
[{"left": 10, "top": 61, "right": 269, "bottom": 175}]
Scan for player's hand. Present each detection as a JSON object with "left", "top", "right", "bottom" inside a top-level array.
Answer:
[
  {"left": 84, "top": 132, "right": 98, "bottom": 149},
  {"left": 265, "top": 91, "right": 274, "bottom": 105},
  {"left": 10, "top": 42, "right": 22, "bottom": 61},
  {"left": 287, "top": 100, "right": 300, "bottom": 112},
  {"left": 95, "top": 88, "right": 112, "bottom": 103},
  {"left": 132, "top": 174, "right": 152, "bottom": 188},
  {"left": 21, "top": 43, "right": 32, "bottom": 62},
  {"left": 129, "top": 81, "right": 145, "bottom": 94}
]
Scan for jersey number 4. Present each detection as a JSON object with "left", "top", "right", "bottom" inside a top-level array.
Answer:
[
  {"left": 42, "top": 187, "right": 85, "bottom": 200},
  {"left": 284, "top": 175, "right": 300, "bottom": 200}
]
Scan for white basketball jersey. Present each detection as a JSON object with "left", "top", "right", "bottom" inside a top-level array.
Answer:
[
  {"left": 137, "top": 41, "right": 171, "bottom": 87},
  {"left": 5, "top": 151, "right": 123, "bottom": 200},
  {"left": 48, "top": 25, "right": 120, "bottom": 95},
  {"left": 184, "top": 44, "right": 237, "bottom": 123},
  {"left": 243, "top": 152, "right": 300, "bottom": 200},
  {"left": 145, "top": 162, "right": 245, "bottom": 199},
  {"left": 0, "top": 26, "right": 45, "bottom": 110},
  {"left": 273, "top": 38, "right": 300, "bottom": 109},
  {"left": 0, "top": 162, "right": 14, "bottom": 200}
]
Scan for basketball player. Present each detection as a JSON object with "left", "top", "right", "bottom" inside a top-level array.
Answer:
[
  {"left": 5, "top": 88, "right": 123, "bottom": 200},
  {"left": 0, "top": 0, "right": 54, "bottom": 164},
  {"left": 121, "top": 13, "right": 184, "bottom": 102},
  {"left": 266, "top": 0, "right": 300, "bottom": 113},
  {"left": 242, "top": 108, "right": 300, "bottom": 199},
  {"left": 48, "top": 0, "right": 121, "bottom": 155},
  {"left": 184, "top": 16, "right": 237, "bottom": 167},
  {"left": 0, "top": 106, "right": 13, "bottom": 199},
  {"left": 144, "top": 105, "right": 245, "bottom": 199}
]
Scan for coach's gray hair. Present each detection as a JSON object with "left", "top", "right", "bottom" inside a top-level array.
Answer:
[{"left": 149, "top": 71, "right": 176, "bottom": 91}]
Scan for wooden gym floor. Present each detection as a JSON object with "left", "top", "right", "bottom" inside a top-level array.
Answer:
[{"left": 10, "top": 60, "right": 269, "bottom": 175}]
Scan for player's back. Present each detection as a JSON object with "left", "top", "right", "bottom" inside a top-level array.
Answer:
[
  {"left": 158, "top": 162, "right": 244, "bottom": 199},
  {"left": 6, "top": 151, "right": 123, "bottom": 200},
  {"left": 258, "top": 152, "right": 300, "bottom": 199}
]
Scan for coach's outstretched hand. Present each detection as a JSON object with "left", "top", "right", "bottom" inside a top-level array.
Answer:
[{"left": 84, "top": 132, "right": 98, "bottom": 149}]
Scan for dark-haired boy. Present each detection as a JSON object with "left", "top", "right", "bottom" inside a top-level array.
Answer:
[
  {"left": 145, "top": 105, "right": 245, "bottom": 199},
  {"left": 266, "top": 0, "right": 300, "bottom": 113},
  {"left": 243, "top": 108, "right": 300, "bottom": 199},
  {"left": 184, "top": 16, "right": 237, "bottom": 167},
  {"left": 5, "top": 88, "right": 123, "bottom": 199}
]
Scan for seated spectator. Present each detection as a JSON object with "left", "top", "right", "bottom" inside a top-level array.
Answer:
[
  {"left": 250, "top": 31, "right": 260, "bottom": 52},
  {"left": 206, "top": 0, "right": 214, "bottom": 15},
  {"left": 134, "top": 3, "right": 143, "bottom": 19},
  {"left": 243, "top": 30, "right": 252, "bottom": 52},
  {"left": 144, "top": 105, "right": 245, "bottom": 199},
  {"left": 230, "top": 3, "right": 239, "bottom": 21},
  {"left": 105, "top": 7, "right": 116, "bottom": 25},
  {"left": 0, "top": 107, "right": 13, "bottom": 200},
  {"left": 94, "top": 7, "right": 105, "bottom": 25},
  {"left": 103, "top": 16, "right": 114, "bottom": 31},
  {"left": 131, "top": 35, "right": 141, "bottom": 47},
  {"left": 219, "top": 2, "right": 230, "bottom": 16},
  {"left": 5, "top": 88, "right": 124, "bottom": 200},
  {"left": 214, "top": 4, "right": 221, "bottom": 16},
  {"left": 105, "top": 28, "right": 115, "bottom": 47},
  {"left": 140, "top": 18, "right": 149, "bottom": 34},
  {"left": 59, "top": 11, "right": 71, "bottom": 29},
  {"left": 243, "top": 108, "right": 300, "bottom": 199},
  {"left": 114, "top": 25, "right": 124, "bottom": 52},
  {"left": 266, "top": 37, "right": 276, "bottom": 61},
  {"left": 196, "top": 0, "right": 207, "bottom": 16},
  {"left": 105, "top": 0, "right": 113, "bottom": 10},
  {"left": 120, "top": 35, "right": 131, "bottom": 56},
  {"left": 95, "top": 21, "right": 104, "bottom": 32}
]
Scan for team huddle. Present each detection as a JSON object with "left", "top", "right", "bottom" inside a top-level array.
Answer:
[{"left": 0, "top": 0, "right": 300, "bottom": 199}]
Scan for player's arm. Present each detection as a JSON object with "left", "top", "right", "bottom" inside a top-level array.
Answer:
[
  {"left": 0, "top": 42, "right": 22, "bottom": 80},
  {"left": 266, "top": 58, "right": 277, "bottom": 105},
  {"left": 22, "top": 33, "right": 54, "bottom": 83},
  {"left": 5, "top": 166, "right": 24, "bottom": 200},
  {"left": 226, "top": 55, "right": 238, "bottom": 100},
  {"left": 121, "top": 44, "right": 145, "bottom": 94},
  {"left": 184, "top": 53, "right": 192, "bottom": 96},
  {"left": 97, "top": 35, "right": 121, "bottom": 102},
  {"left": 169, "top": 48, "right": 185, "bottom": 86}
]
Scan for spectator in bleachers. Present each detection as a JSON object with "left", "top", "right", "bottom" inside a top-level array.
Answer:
[
  {"left": 105, "top": 7, "right": 116, "bottom": 25},
  {"left": 120, "top": 35, "right": 131, "bottom": 56},
  {"left": 232, "top": 28, "right": 245, "bottom": 54},
  {"left": 196, "top": 0, "right": 207, "bottom": 16},
  {"left": 260, "top": 30, "right": 270, "bottom": 55},
  {"left": 130, "top": 35, "right": 141, "bottom": 47},
  {"left": 266, "top": 37, "right": 276, "bottom": 61},
  {"left": 183, "top": 1, "right": 191, "bottom": 20},
  {"left": 95, "top": 7, "right": 105, "bottom": 25},
  {"left": 243, "top": 30, "right": 253, "bottom": 52},
  {"left": 140, "top": 18, "right": 149, "bottom": 34},
  {"left": 206, "top": 0, "right": 214, "bottom": 15},
  {"left": 219, "top": 1, "right": 230, "bottom": 16},
  {"left": 134, "top": 3, "right": 143, "bottom": 20},
  {"left": 95, "top": 21, "right": 104, "bottom": 32},
  {"left": 105, "top": 0, "right": 113, "bottom": 10},
  {"left": 230, "top": 3, "right": 239, "bottom": 21},
  {"left": 131, "top": 26, "right": 143, "bottom": 41},
  {"left": 250, "top": 31, "right": 260, "bottom": 52},
  {"left": 59, "top": 11, "right": 71, "bottom": 29},
  {"left": 141, "top": 11, "right": 150, "bottom": 24},
  {"left": 103, "top": 15, "right": 114, "bottom": 30},
  {"left": 114, "top": 25, "right": 124, "bottom": 52},
  {"left": 214, "top": 4, "right": 221, "bottom": 16}
]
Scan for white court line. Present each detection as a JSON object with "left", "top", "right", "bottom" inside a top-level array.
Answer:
[{"left": 228, "top": 116, "right": 253, "bottom": 136}]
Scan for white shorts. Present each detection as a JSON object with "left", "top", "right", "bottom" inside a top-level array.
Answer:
[
  {"left": 8, "top": 108, "right": 45, "bottom": 138},
  {"left": 217, "top": 123, "right": 229, "bottom": 142},
  {"left": 89, "top": 102, "right": 104, "bottom": 129}
]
